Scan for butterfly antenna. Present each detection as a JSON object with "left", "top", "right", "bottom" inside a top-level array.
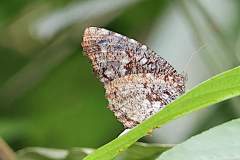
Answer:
[{"left": 183, "top": 44, "right": 207, "bottom": 75}]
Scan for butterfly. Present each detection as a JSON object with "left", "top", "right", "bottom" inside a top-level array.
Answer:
[{"left": 81, "top": 27, "right": 185, "bottom": 128}]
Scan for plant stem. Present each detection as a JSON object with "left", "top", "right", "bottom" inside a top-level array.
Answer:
[{"left": 0, "top": 138, "right": 16, "bottom": 160}]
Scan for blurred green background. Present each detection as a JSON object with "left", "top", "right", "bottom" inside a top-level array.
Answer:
[{"left": 0, "top": 0, "right": 240, "bottom": 151}]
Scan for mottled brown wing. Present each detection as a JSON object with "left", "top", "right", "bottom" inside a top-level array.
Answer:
[
  {"left": 105, "top": 73, "right": 184, "bottom": 128},
  {"left": 81, "top": 27, "right": 185, "bottom": 128},
  {"left": 81, "top": 27, "right": 182, "bottom": 84}
]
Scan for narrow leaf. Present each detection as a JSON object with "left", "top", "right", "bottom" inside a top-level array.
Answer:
[{"left": 84, "top": 66, "right": 240, "bottom": 160}]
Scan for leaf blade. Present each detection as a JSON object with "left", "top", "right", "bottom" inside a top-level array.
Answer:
[
  {"left": 84, "top": 66, "right": 240, "bottom": 160},
  {"left": 157, "top": 118, "right": 240, "bottom": 160}
]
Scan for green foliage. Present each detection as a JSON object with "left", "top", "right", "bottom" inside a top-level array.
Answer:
[
  {"left": 84, "top": 66, "right": 240, "bottom": 159},
  {"left": 157, "top": 118, "right": 240, "bottom": 160},
  {"left": 16, "top": 142, "right": 171, "bottom": 160},
  {"left": 116, "top": 142, "right": 172, "bottom": 160},
  {"left": 0, "top": 0, "right": 240, "bottom": 159},
  {"left": 17, "top": 147, "right": 92, "bottom": 160},
  {"left": 13, "top": 66, "right": 240, "bottom": 159}
]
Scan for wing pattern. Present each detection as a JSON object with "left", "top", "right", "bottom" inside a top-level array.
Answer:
[{"left": 82, "top": 27, "right": 185, "bottom": 128}]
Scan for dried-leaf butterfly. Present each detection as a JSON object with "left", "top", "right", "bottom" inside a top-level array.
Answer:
[{"left": 81, "top": 27, "right": 185, "bottom": 128}]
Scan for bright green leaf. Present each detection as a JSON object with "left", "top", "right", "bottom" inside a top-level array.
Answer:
[
  {"left": 83, "top": 66, "right": 240, "bottom": 160},
  {"left": 157, "top": 118, "right": 240, "bottom": 160}
]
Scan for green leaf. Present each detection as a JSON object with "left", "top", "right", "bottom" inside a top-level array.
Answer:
[
  {"left": 17, "top": 147, "right": 68, "bottom": 160},
  {"left": 17, "top": 147, "right": 94, "bottom": 160},
  {"left": 157, "top": 118, "right": 240, "bottom": 160},
  {"left": 16, "top": 142, "right": 171, "bottom": 160},
  {"left": 83, "top": 66, "right": 240, "bottom": 160},
  {"left": 116, "top": 142, "right": 173, "bottom": 160}
]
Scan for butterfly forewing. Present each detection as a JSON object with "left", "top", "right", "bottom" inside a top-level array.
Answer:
[{"left": 82, "top": 27, "right": 181, "bottom": 84}]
